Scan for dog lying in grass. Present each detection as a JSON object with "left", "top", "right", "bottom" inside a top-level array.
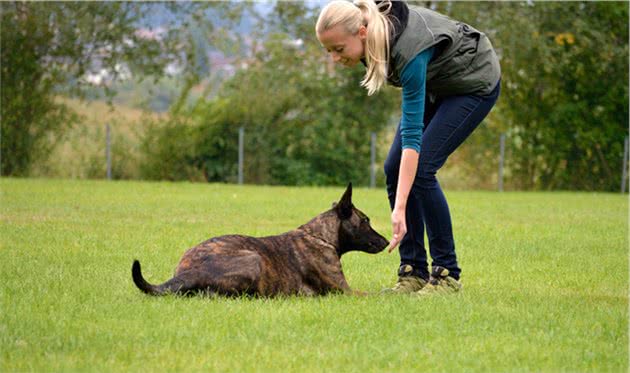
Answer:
[{"left": 132, "top": 183, "right": 388, "bottom": 297}]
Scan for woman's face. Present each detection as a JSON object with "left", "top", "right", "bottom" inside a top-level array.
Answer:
[{"left": 317, "top": 24, "right": 367, "bottom": 67}]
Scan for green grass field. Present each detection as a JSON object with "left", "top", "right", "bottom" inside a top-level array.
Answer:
[{"left": 1, "top": 178, "right": 627, "bottom": 372}]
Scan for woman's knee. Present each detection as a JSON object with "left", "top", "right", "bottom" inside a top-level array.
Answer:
[{"left": 414, "top": 168, "right": 438, "bottom": 190}]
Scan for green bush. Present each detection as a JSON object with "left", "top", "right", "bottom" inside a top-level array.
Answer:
[{"left": 139, "top": 117, "right": 203, "bottom": 181}]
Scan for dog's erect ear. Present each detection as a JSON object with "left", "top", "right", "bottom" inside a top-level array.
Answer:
[
  {"left": 340, "top": 182, "right": 352, "bottom": 204},
  {"left": 335, "top": 183, "right": 353, "bottom": 219}
]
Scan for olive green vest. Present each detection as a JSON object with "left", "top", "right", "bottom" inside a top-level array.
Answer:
[{"left": 388, "top": 6, "right": 501, "bottom": 97}]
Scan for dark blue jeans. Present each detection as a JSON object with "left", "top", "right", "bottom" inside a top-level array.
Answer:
[{"left": 384, "top": 81, "right": 501, "bottom": 281}]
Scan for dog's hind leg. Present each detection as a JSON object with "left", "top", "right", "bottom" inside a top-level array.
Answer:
[
  {"left": 181, "top": 252, "right": 264, "bottom": 296},
  {"left": 153, "top": 270, "right": 227, "bottom": 296},
  {"left": 134, "top": 253, "right": 265, "bottom": 296}
]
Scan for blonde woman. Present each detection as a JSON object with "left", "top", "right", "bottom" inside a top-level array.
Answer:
[{"left": 316, "top": 0, "right": 500, "bottom": 294}]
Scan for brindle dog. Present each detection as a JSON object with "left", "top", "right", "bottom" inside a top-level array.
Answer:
[{"left": 132, "top": 183, "right": 388, "bottom": 297}]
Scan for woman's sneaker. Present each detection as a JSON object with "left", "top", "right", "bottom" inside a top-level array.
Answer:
[
  {"left": 415, "top": 266, "right": 462, "bottom": 295},
  {"left": 381, "top": 265, "right": 428, "bottom": 294}
]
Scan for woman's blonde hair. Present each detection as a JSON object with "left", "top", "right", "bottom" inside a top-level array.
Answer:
[{"left": 316, "top": 0, "right": 392, "bottom": 96}]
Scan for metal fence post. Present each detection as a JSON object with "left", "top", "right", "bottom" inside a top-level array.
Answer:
[
  {"left": 106, "top": 123, "right": 112, "bottom": 180},
  {"left": 238, "top": 127, "right": 244, "bottom": 185},
  {"left": 498, "top": 133, "right": 505, "bottom": 192},
  {"left": 370, "top": 132, "right": 376, "bottom": 188},
  {"left": 621, "top": 136, "right": 628, "bottom": 193}
]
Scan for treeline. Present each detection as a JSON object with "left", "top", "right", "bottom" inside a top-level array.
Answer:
[{"left": 2, "top": 2, "right": 628, "bottom": 190}]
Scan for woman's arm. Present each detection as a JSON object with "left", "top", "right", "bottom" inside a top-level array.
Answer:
[
  {"left": 388, "top": 148, "right": 419, "bottom": 251},
  {"left": 387, "top": 48, "right": 433, "bottom": 252}
]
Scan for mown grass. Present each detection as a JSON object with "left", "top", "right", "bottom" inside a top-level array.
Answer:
[{"left": 1, "top": 178, "right": 627, "bottom": 372}]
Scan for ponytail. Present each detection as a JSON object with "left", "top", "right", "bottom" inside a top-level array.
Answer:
[
  {"left": 316, "top": 0, "right": 392, "bottom": 96},
  {"left": 354, "top": 0, "right": 391, "bottom": 95}
]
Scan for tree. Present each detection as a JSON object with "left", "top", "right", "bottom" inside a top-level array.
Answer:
[
  {"left": 449, "top": 1, "right": 628, "bottom": 190},
  {"left": 189, "top": 2, "right": 399, "bottom": 186},
  {"left": 411, "top": 1, "right": 628, "bottom": 191},
  {"left": 0, "top": 2, "right": 249, "bottom": 176}
]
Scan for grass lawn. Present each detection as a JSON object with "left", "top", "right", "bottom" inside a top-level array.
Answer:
[{"left": 1, "top": 178, "right": 627, "bottom": 372}]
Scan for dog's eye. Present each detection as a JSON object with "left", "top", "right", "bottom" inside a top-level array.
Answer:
[{"left": 361, "top": 217, "right": 369, "bottom": 224}]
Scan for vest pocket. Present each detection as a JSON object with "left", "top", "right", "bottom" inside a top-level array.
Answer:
[{"left": 454, "top": 23, "right": 481, "bottom": 73}]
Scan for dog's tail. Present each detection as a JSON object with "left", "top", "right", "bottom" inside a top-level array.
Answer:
[
  {"left": 131, "top": 260, "right": 182, "bottom": 295},
  {"left": 132, "top": 260, "right": 161, "bottom": 295}
]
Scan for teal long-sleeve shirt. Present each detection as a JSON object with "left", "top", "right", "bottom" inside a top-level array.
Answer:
[{"left": 400, "top": 47, "right": 434, "bottom": 153}]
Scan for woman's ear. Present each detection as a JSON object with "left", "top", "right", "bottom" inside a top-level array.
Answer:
[{"left": 358, "top": 25, "right": 368, "bottom": 41}]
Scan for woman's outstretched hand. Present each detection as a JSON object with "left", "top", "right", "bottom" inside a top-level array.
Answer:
[
  {"left": 388, "top": 207, "right": 407, "bottom": 253},
  {"left": 388, "top": 148, "right": 417, "bottom": 253}
]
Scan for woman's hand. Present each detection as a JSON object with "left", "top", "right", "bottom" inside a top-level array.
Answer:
[
  {"left": 388, "top": 207, "right": 407, "bottom": 253},
  {"left": 388, "top": 148, "right": 418, "bottom": 253}
]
